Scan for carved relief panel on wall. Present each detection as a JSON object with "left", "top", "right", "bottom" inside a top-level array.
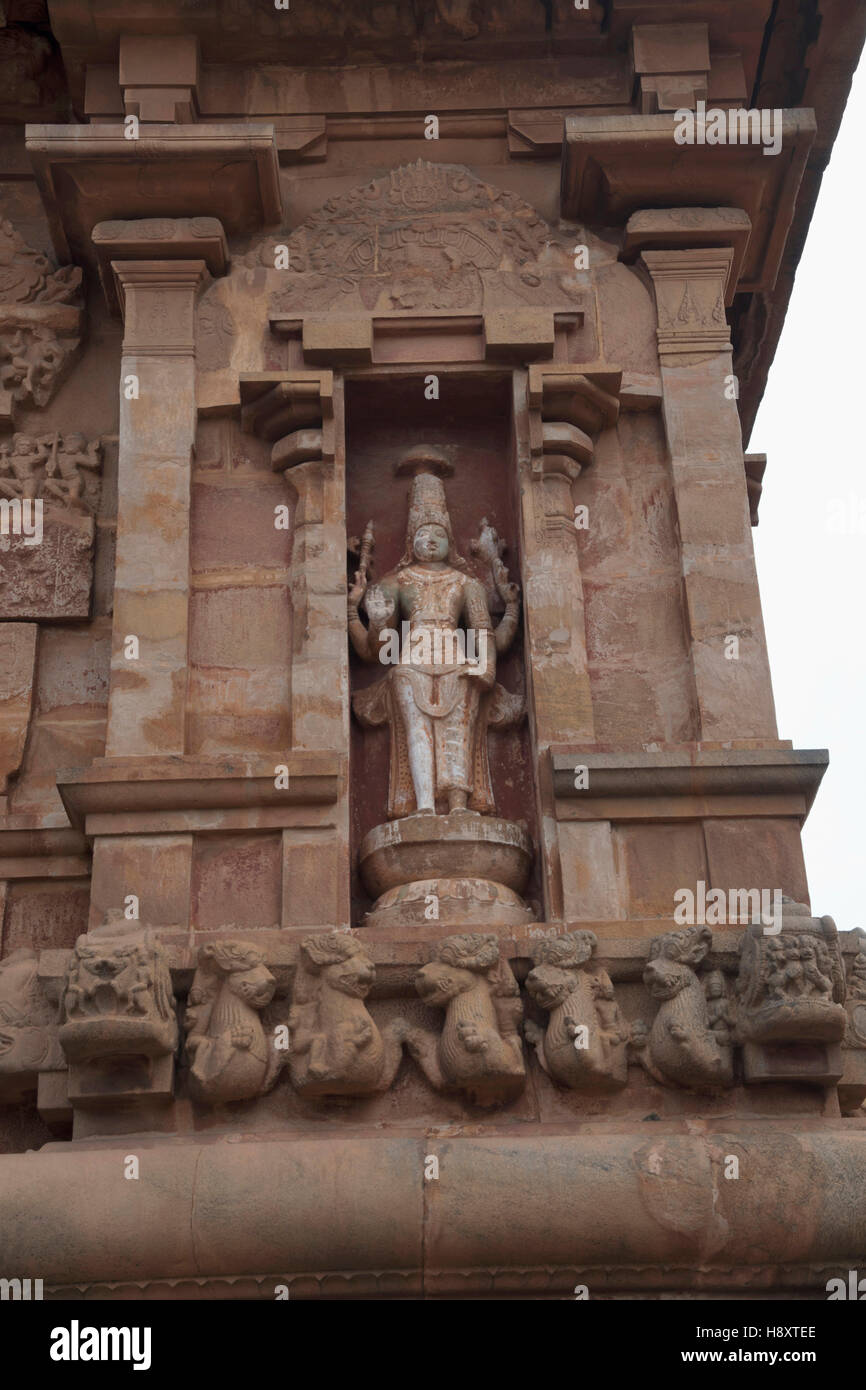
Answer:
[{"left": 0, "top": 430, "right": 103, "bottom": 619}]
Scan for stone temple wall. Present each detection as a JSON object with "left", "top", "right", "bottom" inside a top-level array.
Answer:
[{"left": 0, "top": 0, "right": 864, "bottom": 1301}]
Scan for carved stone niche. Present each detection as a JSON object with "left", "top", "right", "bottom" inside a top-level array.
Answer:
[
  {"left": 0, "top": 431, "right": 103, "bottom": 619},
  {"left": 58, "top": 912, "right": 178, "bottom": 1107},
  {"left": 736, "top": 899, "right": 847, "bottom": 1085},
  {"left": 0, "top": 217, "right": 83, "bottom": 425},
  {"left": 0, "top": 947, "right": 64, "bottom": 1104},
  {"left": 350, "top": 449, "right": 534, "bottom": 929}
]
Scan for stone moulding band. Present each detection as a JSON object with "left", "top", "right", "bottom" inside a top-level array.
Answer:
[
  {"left": 1, "top": 1130, "right": 863, "bottom": 1295},
  {"left": 551, "top": 748, "right": 828, "bottom": 819},
  {"left": 56, "top": 757, "right": 341, "bottom": 834}
]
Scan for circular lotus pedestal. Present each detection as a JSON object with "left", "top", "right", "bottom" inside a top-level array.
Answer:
[{"left": 358, "top": 813, "right": 534, "bottom": 928}]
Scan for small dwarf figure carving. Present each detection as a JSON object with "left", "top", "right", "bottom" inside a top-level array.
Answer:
[
  {"left": 0, "top": 328, "right": 64, "bottom": 405},
  {"left": 0, "top": 433, "right": 47, "bottom": 500},
  {"left": 408, "top": 933, "right": 525, "bottom": 1105},
  {"left": 703, "top": 970, "right": 736, "bottom": 1047},
  {"left": 184, "top": 942, "right": 279, "bottom": 1104},
  {"left": 636, "top": 925, "right": 733, "bottom": 1089},
  {"left": 287, "top": 932, "right": 405, "bottom": 1098},
  {"left": 0, "top": 431, "right": 102, "bottom": 511},
  {"left": 40, "top": 432, "right": 102, "bottom": 511},
  {"left": 524, "top": 931, "right": 628, "bottom": 1090}
]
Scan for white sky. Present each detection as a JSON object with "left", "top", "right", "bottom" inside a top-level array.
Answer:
[{"left": 750, "top": 56, "right": 865, "bottom": 931}]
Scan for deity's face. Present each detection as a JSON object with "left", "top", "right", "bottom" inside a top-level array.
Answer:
[{"left": 413, "top": 523, "right": 449, "bottom": 564}]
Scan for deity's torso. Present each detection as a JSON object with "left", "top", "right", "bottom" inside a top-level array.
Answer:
[
  {"left": 395, "top": 564, "right": 467, "bottom": 625},
  {"left": 391, "top": 564, "right": 472, "bottom": 676}
]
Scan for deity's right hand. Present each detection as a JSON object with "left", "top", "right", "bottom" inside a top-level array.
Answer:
[{"left": 364, "top": 584, "right": 396, "bottom": 629}]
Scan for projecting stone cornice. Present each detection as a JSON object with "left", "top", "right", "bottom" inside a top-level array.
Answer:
[
  {"left": 561, "top": 110, "right": 815, "bottom": 295},
  {"left": 57, "top": 754, "right": 341, "bottom": 837},
  {"left": 551, "top": 748, "right": 828, "bottom": 820},
  {"left": 24, "top": 123, "right": 281, "bottom": 267}
]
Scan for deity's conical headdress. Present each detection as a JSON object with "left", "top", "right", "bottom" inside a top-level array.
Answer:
[{"left": 396, "top": 445, "right": 466, "bottom": 568}]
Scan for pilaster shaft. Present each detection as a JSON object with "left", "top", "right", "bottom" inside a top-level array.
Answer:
[
  {"left": 107, "top": 258, "right": 207, "bottom": 758},
  {"left": 641, "top": 244, "right": 778, "bottom": 741}
]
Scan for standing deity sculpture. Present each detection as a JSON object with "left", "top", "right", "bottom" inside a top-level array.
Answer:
[
  {"left": 349, "top": 447, "right": 521, "bottom": 819},
  {"left": 349, "top": 447, "right": 533, "bottom": 930}
]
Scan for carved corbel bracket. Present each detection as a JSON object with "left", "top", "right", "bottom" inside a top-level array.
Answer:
[
  {"left": 92, "top": 217, "right": 228, "bottom": 316},
  {"left": 561, "top": 112, "right": 814, "bottom": 296},
  {"left": 527, "top": 365, "right": 621, "bottom": 538},
  {"left": 239, "top": 370, "right": 335, "bottom": 506},
  {"left": 26, "top": 124, "right": 281, "bottom": 267},
  {"left": 528, "top": 365, "right": 621, "bottom": 471},
  {"left": 622, "top": 207, "right": 751, "bottom": 306}
]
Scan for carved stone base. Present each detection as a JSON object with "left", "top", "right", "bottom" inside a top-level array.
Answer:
[
  {"left": 742, "top": 1041, "right": 843, "bottom": 1086},
  {"left": 358, "top": 813, "right": 534, "bottom": 928},
  {"left": 839, "top": 1047, "right": 866, "bottom": 1113},
  {"left": 365, "top": 876, "right": 533, "bottom": 929},
  {"left": 65, "top": 1051, "right": 175, "bottom": 1108}
]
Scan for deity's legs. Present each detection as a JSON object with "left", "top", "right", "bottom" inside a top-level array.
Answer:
[
  {"left": 393, "top": 670, "right": 477, "bottom": 814},
  {"left": 392, "top": 671, "right": 436, "bottom": 813}
]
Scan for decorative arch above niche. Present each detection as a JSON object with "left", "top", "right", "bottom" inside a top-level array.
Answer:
[{"left": 237, "top": 160, "right": 599, "bottom": 364}]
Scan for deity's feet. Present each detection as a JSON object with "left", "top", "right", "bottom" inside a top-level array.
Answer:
[{"left": 358, "top": 812, "right": 534, "bottom": 929}]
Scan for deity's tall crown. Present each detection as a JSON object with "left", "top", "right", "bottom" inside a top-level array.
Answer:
[{"left": 395, "top": 445, "right": 466, "bottom": 567}]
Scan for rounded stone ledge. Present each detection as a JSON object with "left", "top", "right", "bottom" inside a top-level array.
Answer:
[
  {"left": 358, "top": 813, "right": 533, "bottom": 898},
  {"left": 363, "top": 877, "right": 534, "bottom": 929},
  {"left": 1, "top": 1129, "right": 865, "bottom": 1295}
]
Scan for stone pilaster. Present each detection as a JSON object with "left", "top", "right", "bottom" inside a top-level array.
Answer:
[
  {"left": 107, "top": 257, "right": 207, "bottom": 757},
  {"left": 521, "top": 366, "right": 620, "bottom": 920},
  {"left": 239, "top": 372, "right": 350, "bottom": 929},
  {"left": 639, "top": 232, "right": 778, "bottom": 741},
  {"left": 85, "top": 221, "right": 227, "bottom": 942}
]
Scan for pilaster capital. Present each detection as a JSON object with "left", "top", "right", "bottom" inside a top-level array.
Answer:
[
  {"left": 92, "top": 217, "right": 228, "bottom": 314},
  {"left": 640, "top": 246, "right": 735, "bottom": 357},
  {"left": 111, "top": 259, "right": 209, "bottom": 355}
]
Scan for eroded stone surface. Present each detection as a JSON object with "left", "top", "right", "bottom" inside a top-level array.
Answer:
[{"left": 0, "top": 0, "right": 859, "bottom": 1304}]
